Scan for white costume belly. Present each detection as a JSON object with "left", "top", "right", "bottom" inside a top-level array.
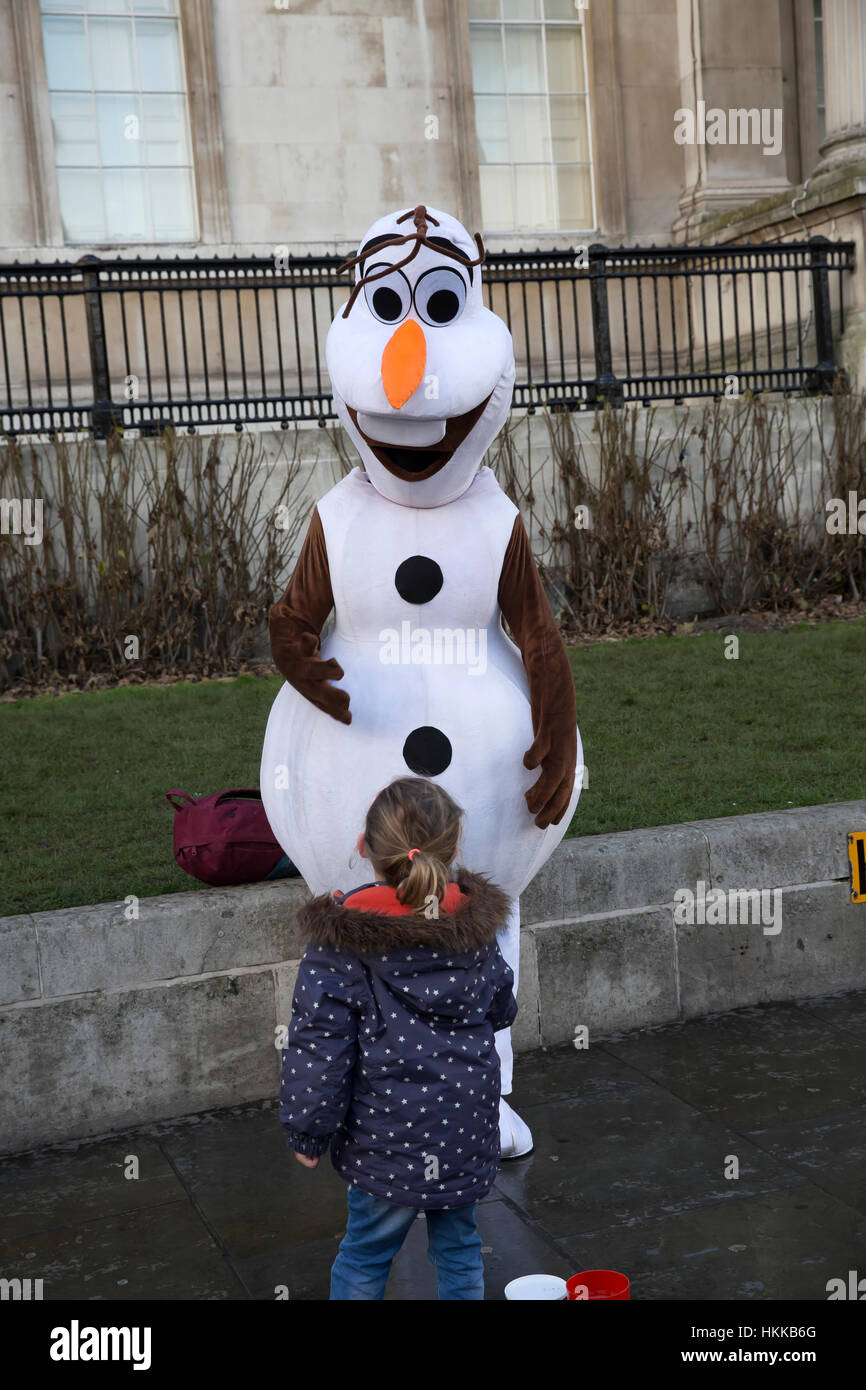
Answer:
[{"left": 261, "top": 465, "right": 582, "bottom": 898}]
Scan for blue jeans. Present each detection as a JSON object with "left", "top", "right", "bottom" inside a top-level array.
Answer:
[{"left": 330, "top": 1184, "right": 484, "bottom": 1300}]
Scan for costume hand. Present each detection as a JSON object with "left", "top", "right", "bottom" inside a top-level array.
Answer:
[
  {"left": 293, "top": 632, "right": 351, "bottom": 724},
  {"left": 294, "top": 1152, "right": 320, "bottom": 1169},
  {"left": 523, "top": 726, "right": 577, "bottom": 830}
]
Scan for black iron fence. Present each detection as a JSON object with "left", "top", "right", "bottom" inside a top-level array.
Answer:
[{"left": 0, "top": 237, "right": 854, "bottom": 438}]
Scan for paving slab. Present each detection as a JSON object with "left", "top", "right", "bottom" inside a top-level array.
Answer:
[
  {"left": 795, "top": 990, "right": 866, "bottom": 1040},
  {"left": 602, "top": 1001, "right": 866, "bottom": 1130},
  {"left": 0, "top": 1135, "right": 184, "bottom": 1243},
  {"left": 508, "top": 1038, "right": 658, "bottom": 1106},
  {"left": 230, "top": 1230, "right": 344, "bottom": 1301},
  {"left": 745, "top": 1106, "right": 866, "bottom": 1213},
  {"left": 556, "top": 1185, "right": 866, "bottom": 1301},
  {"left": 3, "top": 989, "right": 864, "bottom": 1300},
  {"left": 492, "top": 1082, "right": 803, "bottom": 1243},
  {"left": 0, "top": 1200, "right": 242, "bottom": 1301},
  {"left": 149, "top": 1101, "right": 353, "bottom": 1258}
]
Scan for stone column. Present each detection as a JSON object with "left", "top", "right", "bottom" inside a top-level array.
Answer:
[
  {"left": 672, "top": 0, "right": 791, "bottom": 240},
  {"left": 815, "top": 0, "right": 866, "bottom": 169}
]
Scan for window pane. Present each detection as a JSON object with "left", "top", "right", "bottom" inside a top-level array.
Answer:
[
  {"left": 504, "top": 26, "right": 544, "bottom": 92},
  {"left": 57, "top": 168, "right": 105, "bottom": 240},
  {"left": 468, "top": 0, "right": 500, "bottom": 16},
  {"left": 475, "top": 95, "right": 509, "bottom": 162},
  {"left": 544, "top": 0, "right": 582, "bottom": 17},
  {"left": 546, "top": 26, "right": 584, "bottom": 91},
  {"left": 556, "top": 163, "right": 592, "bottom": 227},
  {"left": 470, "top": 26, "right": 505, "bottom": 91},
  {"left": 142, "top": 92, "right": 190, "bottom": 165},
  {"left": 150, "top": 167, "right": 196, "bottom": 239},
  {"left": 43, "top": 16, "right": 91, "bottom": 91},
  {"left": 136, "top": 18, "right": 184, "bottom": 91},
  {"left": 50, "top": 92, "right": 98, "bottom": 166},
  {"left": 96, "top": 92, "right": 142, "bottom": 165},
  {"left": 104, "top": 166, "right": 149, "bottom": 239},
  {"left": 479, "top": 164, "right": 514, "bottom": 231},
  {"left": 89, "top": 17, "right": 136, "bottom": 91},
  {"left": 43, "top": 0, "right": 194, "bottom": 243},
  {"left": 550, "top": 95, "right": 589, "bottom": 161},
  {"left": 503, "top": 0, "right": 541, "bottom": 16},
  {"left": 508, "top": 95, "right": 549, "bottom": 161},
  {"left": 514, "top": 163, "right": 554, "bottom": 228}
]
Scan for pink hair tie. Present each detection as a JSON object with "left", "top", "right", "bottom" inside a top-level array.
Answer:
[{"left": 407, "top": 848, "right": 421, "bottom": 862}]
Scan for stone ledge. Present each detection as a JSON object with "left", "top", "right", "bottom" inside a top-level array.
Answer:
[{"left": 2, "top": 798, "right": 865, "bottom": 1154}]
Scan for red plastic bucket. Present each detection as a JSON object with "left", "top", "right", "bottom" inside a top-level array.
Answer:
[{"left": 566, "top": 1269, "right": 630, "bottom": 1300}]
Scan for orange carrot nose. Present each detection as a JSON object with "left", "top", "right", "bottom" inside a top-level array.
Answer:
[{"left": 381, "top": 319, "right": 426, "bottom": 409}]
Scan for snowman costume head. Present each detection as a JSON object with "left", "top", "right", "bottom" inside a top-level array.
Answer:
[{"left": 325, "top": 204, "right": 515, "bottom": 509}]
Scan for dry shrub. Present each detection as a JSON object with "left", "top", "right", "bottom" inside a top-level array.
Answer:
[
  {"left": 491, "top": 388, "right": 866, "bottom": 631},
  {"left": 2, "top": 391, "right": 864, "bottom": 690},
  {"left": 0, "top": 426, "right": 311, "bottom": 690}
]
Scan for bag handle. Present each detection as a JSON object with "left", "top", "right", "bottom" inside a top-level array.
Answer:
[
  {"left": 213, "top": 789, "right": 263, "bottom": 806},
  {"left": 166, "top": 789, "right": 196, "bottom": 811}
]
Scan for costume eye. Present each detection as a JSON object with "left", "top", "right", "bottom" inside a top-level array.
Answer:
[
  {"left": 363, "top": 263, "right": 411, "bottom": 324},
  {"left": 413, "top": 267, "right": 467, "bottom": 326}
]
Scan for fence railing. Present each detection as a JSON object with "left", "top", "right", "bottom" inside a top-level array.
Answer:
[{"left": 0, "top": 237, "right": 854, "bottom": 438}]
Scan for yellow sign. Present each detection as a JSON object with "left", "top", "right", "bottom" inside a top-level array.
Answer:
[{"left": 848, "top": 832, "right": 866, "bottom": 904}]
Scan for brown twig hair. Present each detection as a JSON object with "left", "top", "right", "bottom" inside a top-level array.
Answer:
[
  {"left": 337, "top": 204, "right": 485, "bottom": 318},
  {"left": 362, "top": 776, "right": 463, "bottom": 915}
]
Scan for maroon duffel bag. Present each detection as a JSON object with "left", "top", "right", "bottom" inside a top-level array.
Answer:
[{"left": 166, "top": 787, "right": 296, "bottom": 886}]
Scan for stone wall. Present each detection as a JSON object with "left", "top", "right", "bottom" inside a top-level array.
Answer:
[{"left": 2, "top": 799, "right": 863, "bottom": 1154}]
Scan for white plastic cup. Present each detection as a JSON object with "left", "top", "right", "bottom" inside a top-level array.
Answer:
[{"left": 504, "top": 1274, "right": 569, "bottom": 1300}]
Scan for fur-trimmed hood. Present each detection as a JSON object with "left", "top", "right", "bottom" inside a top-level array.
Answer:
[
  {"left": 280, "top": 864, "right": 517, "bottom": 1207},
  {"left": 297, "top": 868, "right": 512, "bottom": 955}
]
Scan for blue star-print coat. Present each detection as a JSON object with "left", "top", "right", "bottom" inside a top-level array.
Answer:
[{"left": 279, "top": 868, "right": 517, "bottom": 1209}]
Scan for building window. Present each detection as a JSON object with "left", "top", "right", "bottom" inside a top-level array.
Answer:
[
  {"left": 39, "top": 0, "right": 197, "bottom": 244},
  {"left": 468, "top": 0, "right": 594, "bottom": 234},
  {"left": 813, "top": 0, "right": 825, "bottom": 145}
]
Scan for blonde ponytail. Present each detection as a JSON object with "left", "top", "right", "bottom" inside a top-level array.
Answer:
[{"left": 363, "top": 777, "right": 463, "bottom": 916}]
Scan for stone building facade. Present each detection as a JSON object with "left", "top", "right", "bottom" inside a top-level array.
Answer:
[
  {"left": 0, "top": 1, "right": 864, "bottom": 399},
  {"left": 0, "top": 0, "right": 859, "bottom": 255}
]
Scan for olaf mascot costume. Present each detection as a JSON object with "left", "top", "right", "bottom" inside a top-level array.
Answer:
[{"left": 261, "top": 205, "right": 582, "bottom": 1159}]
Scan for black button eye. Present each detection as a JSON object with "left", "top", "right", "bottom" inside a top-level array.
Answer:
[
  {"left": 414, "top": 267, "right": 467, "bottom": 327},
  {"left": 372, "top": 285, "right": 403, "bottom": 321},
  {"left": 363, "top": 263, "right": 411, "bottom": 324},
  {"left": 427, "top": 289, "right": 459, "bottom": 323}
]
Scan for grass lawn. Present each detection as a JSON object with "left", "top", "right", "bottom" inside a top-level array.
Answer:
[{"left": 1, "top": 617, "right": 864, "bottom": 915}]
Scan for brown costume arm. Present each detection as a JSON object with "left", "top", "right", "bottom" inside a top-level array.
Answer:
[
  {"left": 498, "top": 514, "right": 577, "bottom": 829},
  {"left": 269, "top": 507, "right": 351, "bottom": 724}
]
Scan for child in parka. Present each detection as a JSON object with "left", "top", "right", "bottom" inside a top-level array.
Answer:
[{"left": 279, "top": 775, "right": 517, "bottom": 1299}]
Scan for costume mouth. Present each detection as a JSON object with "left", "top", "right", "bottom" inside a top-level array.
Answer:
[{"left": 346, "top": 393, "right": 493, "bottom": 481}]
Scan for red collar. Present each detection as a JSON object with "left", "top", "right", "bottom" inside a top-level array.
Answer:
[{"left": 334, "top": 880, "right": 467, "bottom": 916}]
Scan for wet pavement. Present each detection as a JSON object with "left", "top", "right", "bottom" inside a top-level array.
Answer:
[{"left": 2, "top": 990, "right": 866, "bottom": 1301}]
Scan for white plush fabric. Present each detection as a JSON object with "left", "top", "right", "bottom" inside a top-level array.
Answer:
[
  {"left": 261, "top": 464, "right": 582, "bottom": 901},
  {"left": 261, "top": 207, "right": 583, "bottom": 1087}
]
